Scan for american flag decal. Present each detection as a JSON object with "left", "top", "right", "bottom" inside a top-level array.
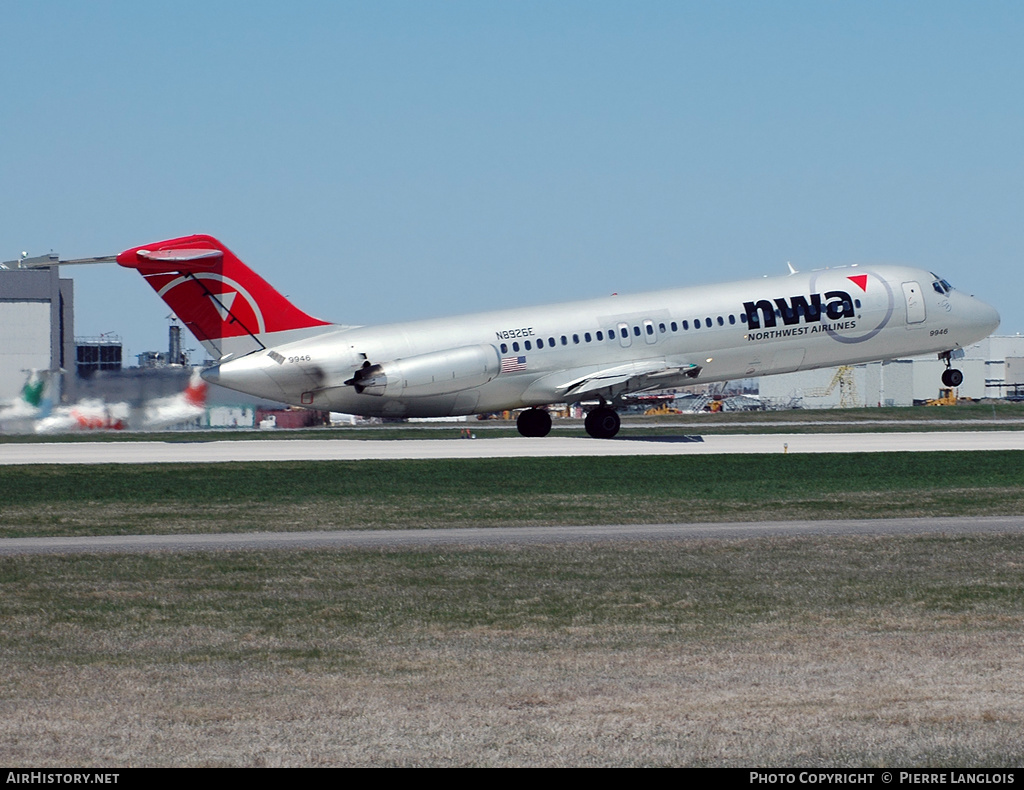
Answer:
[{"left": 501, "top": 355, "right": 527, "bottom": 373}]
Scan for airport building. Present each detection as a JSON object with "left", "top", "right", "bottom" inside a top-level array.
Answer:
[
  {"left": 758, "top": 335, "right": 1024, "bottom": 408},
  {"left": 0, "top": 257, "right": 75, "bottom": 402}
]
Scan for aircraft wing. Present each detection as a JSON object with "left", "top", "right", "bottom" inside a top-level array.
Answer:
[{"left": 523, "top": 359, "right": 701, "bottom": 403}]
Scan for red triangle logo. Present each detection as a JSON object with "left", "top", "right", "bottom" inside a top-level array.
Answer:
[{"left": 847, "top": 274, "right": 868, "bottom": 292}]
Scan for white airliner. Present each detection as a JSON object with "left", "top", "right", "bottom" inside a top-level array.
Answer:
[{"left": 116, "top": 234, "right": 1000, "bottom": 438}]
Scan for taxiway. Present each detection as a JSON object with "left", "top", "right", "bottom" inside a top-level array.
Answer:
[
  {"left": 1, "top": 431, "right": 1023, "bottom": 465},
  {"left": 2, "top": 516, "right": 1022, "bottom": 556}
]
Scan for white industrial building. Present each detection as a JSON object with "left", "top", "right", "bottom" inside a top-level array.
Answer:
[
  {"left": 759, "top": 335, "right": 1024, "bottom": 408},
  {"left": 0, "top": 258, "right": 75, "bottom": 402}
]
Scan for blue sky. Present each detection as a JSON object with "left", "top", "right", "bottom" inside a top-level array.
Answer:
[{"left": 3, "top": 1, "right": 1021, "bottom": 360}]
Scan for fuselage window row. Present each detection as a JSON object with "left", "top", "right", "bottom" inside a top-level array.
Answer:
[{"left": 498, "top": 310, "right": 747, "bottom": 356}]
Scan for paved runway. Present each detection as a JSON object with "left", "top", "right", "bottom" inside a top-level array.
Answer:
[
  {"left": 1, "top": 431, "right": 1023, "bottom": 465},
  {"left": 2, "top": 516, "right": 1022, "bottom": 556}
]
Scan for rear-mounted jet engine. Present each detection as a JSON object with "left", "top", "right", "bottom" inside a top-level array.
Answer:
[{"left": 346, "top": 344, "right": 501, "bottom": 398}]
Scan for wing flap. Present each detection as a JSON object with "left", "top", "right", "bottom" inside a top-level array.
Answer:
[
  {"left": 562, "top": 362, "right": 701, "bottom": 397},
  {"left": 524, "top": 360, "right": 701, "bottom": 403}
]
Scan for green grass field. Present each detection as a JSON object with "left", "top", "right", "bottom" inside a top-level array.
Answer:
[{"left": 1, "top": 451, "right": 1022, "bottom": 538}]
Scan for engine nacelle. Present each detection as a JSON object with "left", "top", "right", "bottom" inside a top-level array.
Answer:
[{"left": 346, "top": 344, "right": 501, "bottom": 398}]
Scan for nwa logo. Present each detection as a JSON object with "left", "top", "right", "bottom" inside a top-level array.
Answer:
[
  {"left": 743, "top": 273, "right": 869, "bottom": 332},
  {"left": 743, "top": 290, "right": 855, "bottom": 330}
]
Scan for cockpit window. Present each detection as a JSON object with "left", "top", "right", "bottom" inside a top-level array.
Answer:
[{"left": 931, "top": 274, "right": 953, "bottom": 295}]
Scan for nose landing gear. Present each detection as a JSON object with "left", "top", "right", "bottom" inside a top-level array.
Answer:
[
  {"left": 941, "top": 368, "right": 963, "bottom": 387},
  {"left": 939, "top": 351, "right": 964, "bottom": 388}
]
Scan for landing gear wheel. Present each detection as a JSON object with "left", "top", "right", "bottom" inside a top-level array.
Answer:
[
  {"left": 941, "top": 368, "right": 963, "bottom": 387},
  {"left": 584, "top": 407, "right": 621, "bottom": 439},
  {"left": 517, "top": 408, "right": 552, "bottom": 437}
]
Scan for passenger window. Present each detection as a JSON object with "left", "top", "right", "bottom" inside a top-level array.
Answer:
[
  {"left": 620, "top": 327, "right": 628, "bottom": 339},
  {"left": 561, "top": 336, "right": 568, "bottom": 346},
  {"left": 596, "top": 331, "right": 603, "bottom": 341},
  {"left": 536, "top": 338, "right": 544, "bottom": 349},
  {"left": 659, "top": 322, "right": 666, "bottom": 333},
  {"left": 671, "top": 322, "right": 678, "bottom": 332},
  {"left": 501, "top": 343, "right": 508, "bottom": 354},
  {"left": 706, "top": 318, "right": 712, "bottom": 328},
  {"left": 682, "top": 320, "right": 688, "bottom": 330},
  {"left": 693, "top": 320, "right": 699, "bottom": 330},
  {"left": 717, "top": 316, "right": 724, "bottom": 326},
  {"left": 584, "top": 332, "right": 591, "bottom": 342},
  {"left": 646, "top": 324, "right": 654, "bottom": 335},
  {"left": 729, "top": 315, "right": 735, "bottom": 325},
  {"left": 512, "top": 342, "right": 520, "bottom": 352},
  {"left": 633, "top": 326, "right": 641, "bottom": 336},
  {"left": 524, "top": 340, "right": 532, "bottom": 350},
  {"left": 549, "top": 337, "right": 555, "bottom": 347},
  {"left": 572, "top": 334, "right": 579, "bottom": 344}
]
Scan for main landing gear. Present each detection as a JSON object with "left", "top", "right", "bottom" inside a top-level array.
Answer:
[
  {"left": 515, "top": 405, "right": 621, "bottom": 438},
  {"left": 584, "top": 406, "right": 620, "bottom": 439},
  {"left": 516, "top": 407, "right": 552, "bottom": 437},
  {"left": 939, "top": 351, "right": 964, "bottom": 388}
]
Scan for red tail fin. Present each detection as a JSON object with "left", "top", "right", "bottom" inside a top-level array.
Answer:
[{"left": 117, "top": 234, "right": 330, "bottom": 356}]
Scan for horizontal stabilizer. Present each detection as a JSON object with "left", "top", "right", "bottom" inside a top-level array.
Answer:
[{"left": 134, "top": 248, "right": 223, "bottom": 270}]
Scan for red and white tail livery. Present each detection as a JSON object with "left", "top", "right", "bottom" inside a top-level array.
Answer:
[{"left": 117, "top": 235, "right": 331, "bottom": 359}]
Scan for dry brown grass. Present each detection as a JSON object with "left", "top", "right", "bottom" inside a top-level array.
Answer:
[
  {"left": 2, "top": 537, "right": 1023, "bottom": 766},
  {"left": 2, "top": 631, "right": 1022, "bottom": 767}
]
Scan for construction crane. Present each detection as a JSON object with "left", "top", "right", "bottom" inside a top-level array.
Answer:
[{"left": 802, "top": 366, "right": 859, "bottom": 408}]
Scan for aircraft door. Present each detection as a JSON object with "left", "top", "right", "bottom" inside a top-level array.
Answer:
[
  {"left": 617, "top": 322, "right": 631, "bottom": 348},
  {"left": 902, "top": 281, "right": 926, "bottom": 325},
  {"left": 643, "top": 320, "right": 657, "bottom": 345}
]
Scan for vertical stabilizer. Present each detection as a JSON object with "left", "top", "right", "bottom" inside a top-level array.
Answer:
[{"left": 117, "top": 235, "right": 331, "bottom": 359}]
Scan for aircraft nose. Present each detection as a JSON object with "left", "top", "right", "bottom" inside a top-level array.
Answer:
[
  {"left": 985, "top": 303, "right": 1000, "bottom": 334},
  {"left": 976, "top": 297, "right": 1001, "bottom": 336}
]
